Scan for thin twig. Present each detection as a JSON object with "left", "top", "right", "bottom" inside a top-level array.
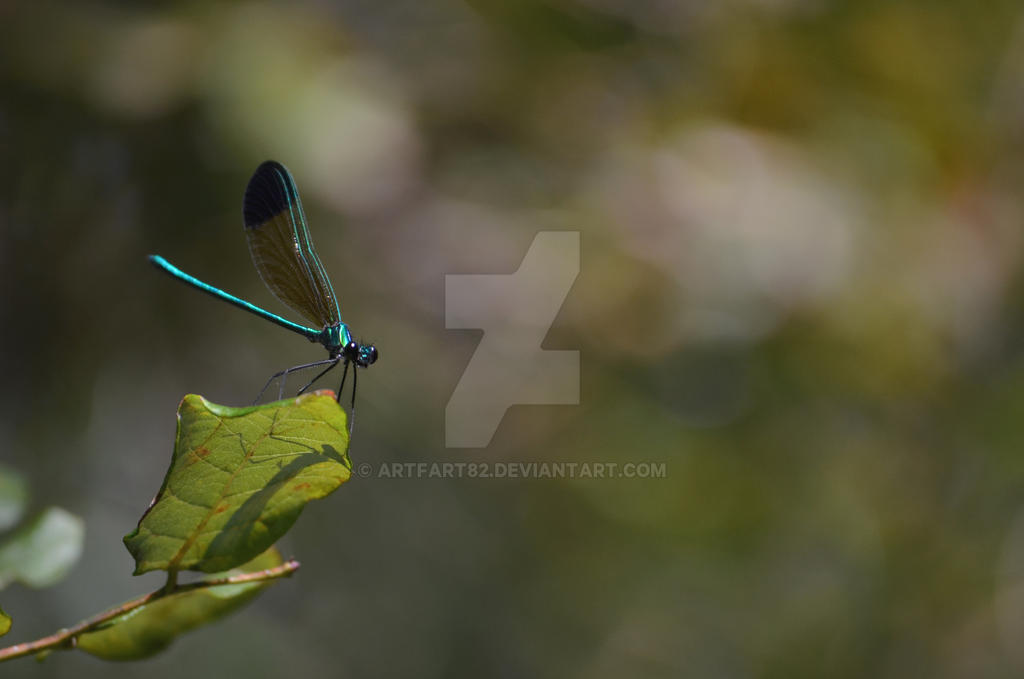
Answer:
[{"left": 0, "top": 559, "right": 300, "bottom": 663}]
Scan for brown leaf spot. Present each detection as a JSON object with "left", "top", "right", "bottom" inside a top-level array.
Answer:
[
  {"left": 184, "top": 446, "right": 212, "bottom": 466},
  {"left": 292, "top": 482, "right": 311, "bottom": 492}
]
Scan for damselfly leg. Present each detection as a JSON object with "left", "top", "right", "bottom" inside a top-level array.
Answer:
[
  {"left": 253, "top": 357, "right": 338, "bottom": 404},
  {"left": 296, "top": 358, "right": 341, "bottom": 396}
]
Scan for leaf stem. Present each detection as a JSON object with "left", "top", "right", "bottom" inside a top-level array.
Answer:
[
  {"left": 0, "top": 559, "right": 300, "bottom": 663},
  {"left": 164, "top": 569, "right": 178, "bottom": 595}
]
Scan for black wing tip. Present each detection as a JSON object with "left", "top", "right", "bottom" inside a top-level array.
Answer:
[
  {"left": 243, "top": 160, "right": 295, "bottom": 230},
  {"left": 255, "top": 159, "right": 287, "bottom": 173}
]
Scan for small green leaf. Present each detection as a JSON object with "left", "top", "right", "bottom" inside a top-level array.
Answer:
[
  {"left": 0, "top": 507, "right": 85, "bottom": 589},
  {"left": 0, "top": 605, "right": 10, "bottom": 637},
  {"left": 124, "top": 391, "right": 350, "bottom": 574},
  {"left": 77, "top": 547, "right": 284, "bottom": 660},
  {"left": 0, "top": 464, "right": 29, "bottom": 532}
]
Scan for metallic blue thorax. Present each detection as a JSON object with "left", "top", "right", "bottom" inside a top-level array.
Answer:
[{"left": 320, "top": 323, "right": 352, "bottom": 356}]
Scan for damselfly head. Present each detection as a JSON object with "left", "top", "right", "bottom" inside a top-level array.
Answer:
[
  {"left": 359, "top": 345, "right": 379, "bottom": 367},
  {"left": 343, "top": 341, "right": 379, "bottom": 368}
]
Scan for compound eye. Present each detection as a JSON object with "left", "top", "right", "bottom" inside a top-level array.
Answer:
[{"left": 366, "top": 346, "right": 379, "bottom": 365}]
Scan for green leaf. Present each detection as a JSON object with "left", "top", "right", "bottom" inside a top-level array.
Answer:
[
  {"left": 0, "top": 605, "right": 10, "bottom": 637},
  {"left": 124, "top": 391, "right": 350, "bottom": 575},
  {"left": 0, "top": 507, "right": 85, "bottom": 589},
  {"left": 76, "top": 546, "right": 284, "bottom": 660},
  {"left": 0, "top": 464, "right": 29, "bottom": 533}
]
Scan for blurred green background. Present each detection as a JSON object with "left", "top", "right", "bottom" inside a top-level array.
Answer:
[{"left": 4, "top": 0, "right": 1024, "bottom": 676}]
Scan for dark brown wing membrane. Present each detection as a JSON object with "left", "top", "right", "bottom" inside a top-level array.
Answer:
[{"left": 242, "top": 161, "right": 340, "bottom": 328}]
